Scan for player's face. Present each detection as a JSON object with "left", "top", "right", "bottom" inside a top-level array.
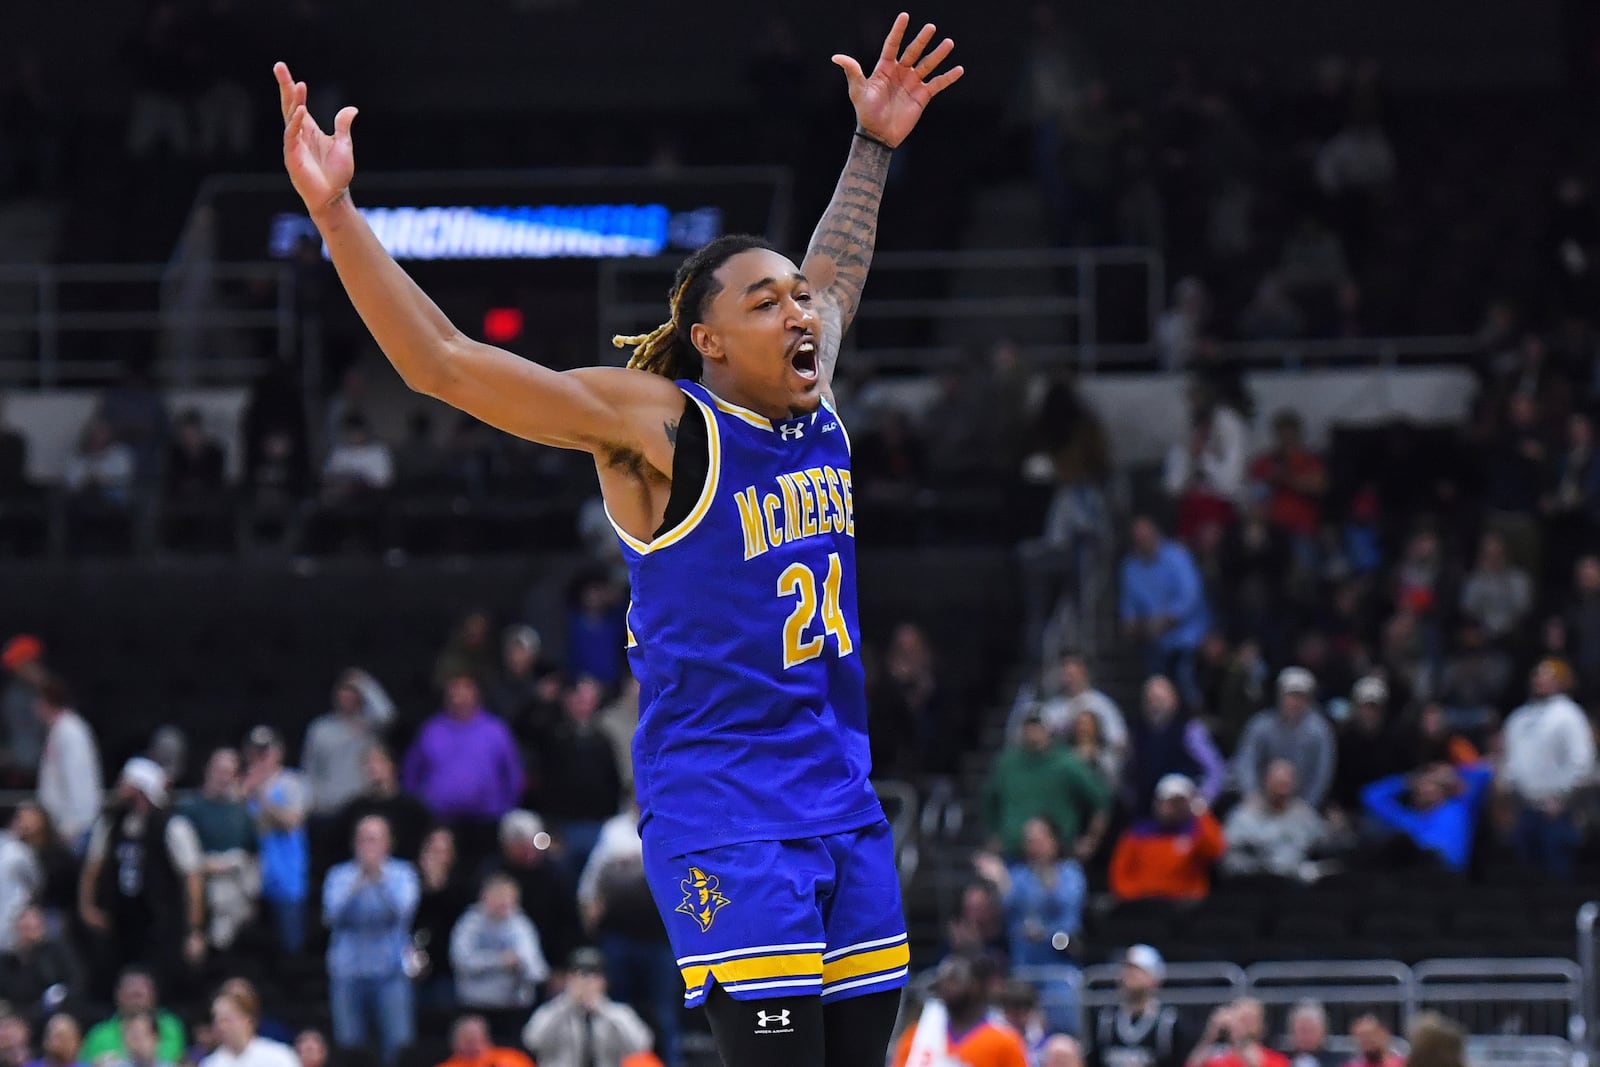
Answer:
[{"left": 696, "top": 249, "right": 823, "bottom": 417}]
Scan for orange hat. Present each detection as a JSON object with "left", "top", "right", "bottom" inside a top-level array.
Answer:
[{"left": 1, "top": 636, "right": 42, "bottom": 672}]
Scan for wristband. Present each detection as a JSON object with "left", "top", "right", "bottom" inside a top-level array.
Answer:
[{"left": 853, "top": 127, "right": 894, "bottom": 151}]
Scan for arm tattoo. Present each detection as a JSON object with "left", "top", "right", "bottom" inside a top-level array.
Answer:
[
  {"left": 803, "top": 135, "right": 892, "bottom": 385},
  {"left": 664, "top": 419, "right": 679, "bottom": 447}
]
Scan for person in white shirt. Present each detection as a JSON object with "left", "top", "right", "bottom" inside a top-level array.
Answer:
[
  {"left": 0, "top": 804, "right": 46, "bottom": 954},
  {"left": 34, "top": 676, "right": 102, "bottom": 849},
  {"left": 1036, "top": 653, "right": 1128, "bottom": 772},
  {"left": 1162, "top": 382, "right": 1248, "bottom": 534},
  {"left": 321, "top": 413, "right": 394, "bottom": 502},
  {"left": 449, "top": 874, "right": 549, "bottom": 1042},
  {"left": 521, "top": 948, "right": 651, "bottom": 1067},
  {"left": 200, "top": 986, "right": 299, "bottom": 1067},
  {"left": 1499, "top": 658, "right": 1597, "bottom": 879}
]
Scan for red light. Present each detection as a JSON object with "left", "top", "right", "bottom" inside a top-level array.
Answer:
[{"left": 483, "top": 307, "right": 524, "bottom": 343}]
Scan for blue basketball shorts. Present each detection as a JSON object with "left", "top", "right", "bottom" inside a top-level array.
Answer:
[{"left": 641, "top": 819, "right": 910, "bottom": 1008}]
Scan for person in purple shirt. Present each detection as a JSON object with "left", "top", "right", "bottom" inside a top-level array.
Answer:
[
  {"left": 1120, "top": 516, "right": 1210, "bottom": 708},
  {"left": 402, "top": 673, "right": 524, "bottom": 858}
]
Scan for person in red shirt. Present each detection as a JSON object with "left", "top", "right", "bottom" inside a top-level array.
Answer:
[
  {"left": 1340, "top": 1016, "right": 1403, "bottom": 1067},
  {"left": 1186, "top": 999, "right": 1289, "bottom": 1067},
  {"left": 1248, "top": 412, "right": 1326, "bottom": 544},
  {"left": 1108, "top": 774, "right": 1226, "bottom": 902},
  {"left": 434, "top": 1015, "right": 535, "bottom": 1067},
  {"left": 891, "top": 956, "right": 1029, "bottom": 1067}
]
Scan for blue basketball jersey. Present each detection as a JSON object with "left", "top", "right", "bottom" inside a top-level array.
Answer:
[{"left": 612, "top": 380, "right": 882, "bottom": 858}]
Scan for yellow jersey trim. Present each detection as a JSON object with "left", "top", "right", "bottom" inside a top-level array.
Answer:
[
  {"left": 707, "top": 391, "right": 774, "bottom": 432},
  {"left": 601, "top": 392, "right": 721, "bottom": 555},
  {"left": 820, "top": 942, "right": 911, "bottom": 985},
  {"left": 680, "top": 950, "right": 824, "bottom": 993}
]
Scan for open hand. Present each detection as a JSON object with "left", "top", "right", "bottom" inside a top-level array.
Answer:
[
  {"left": 274, "top": 61, "right": 358, "bottom": 216},
  {"left": 833, "top": 13, "right": 964, "bottom": 148}
]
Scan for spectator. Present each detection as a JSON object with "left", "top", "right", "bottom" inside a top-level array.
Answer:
[
  {"left": 1540, "top": 413, "right": 1600, "bottom": 589},
  {"left": 1330, "top": 678, "right": 1405, "bottom": 816},
  {"left": 321, "top": 412, "right": 394, "bottom": 503},
  {"left": 335, "top": 746, "right": 431, "bottom": 865},
  {"left": 433, "top": 612, "right": 496, "bottom": 692},
  {"left": 0, "top": 805, "right": 45, "bottom": 954},
  {"left": 435, "top": 1016, "right": 534, "bottom": 1067},
  {"left": 873, "top": 621, "right": 951, "bottom": 777},
  {"left": 1280, "top": 1002, "right": 1338, "bottom": 1067},
  {"left": 1232, "top": 668, "right": 1336, "bottom": 808},
  {"left": 198, "top": 987, "right": 297, "bottom": 1067},
  {"left": 1567, "top": 555, "right": 1600, "bottom": 703},
  {"left": 484, "top": 811, "right": 581, "bottom": 987},
  {"left": 303, "top": 672, "right": 381, "bottom": 818},
  {"left": 27, "top": 1014, "right": 83, "bottom": 1067},
  {"left": 96, "top": 360, "right": 168, "bottom": 484},
  {"left": 565, "top": 578, "right": 628, "bottom": 690},
  {"left": 77, "top": 759, "right": 205, "bottom": 999},
  {"left": 1459, "top": 532, "right": 1533, "bottom": 645},
  {"left": 485, "top": 627, "right": 560, "bottom": 741},
  {"left": 1408, "top": 704, "right": 1482, "bottom": 770},
  {"left": 0, "top": 907, "right": 83, "bottom": 1029},
  {"left": 290, "top": 1033, "right": 325, "bottom": 1067},
  {"left": 533, "top": 677, "right": 622, "bottom": 874},
  {"left": 891, "top": 955, "right": 1028, "bottom": 1067},
  {"left": 63, "top": 417, "right": 136, "bottom": 508},
  {"left": 0, "top": 1012, "right": 29, "bottom": 1067},
  {"left": 403, "top": 673, "right": 524, "bottom": 854},
  {"left": 1044, "top": 1037, "right": 1085, "bottom": 1067},
  {"left": 1157, "top": 278, "right": 1211, "bottom": 371},
  {"left": 34, "top": 675, "right": 102, "bottom": 849},
  {"left": 1124, "top": 676, "right": 1226, "bottom": 816},
  {"left": 1087, "top": 946, "right": 1189, "bottom": 1067},
  {"left": 1036, "top": 654, "right": 1128, "bottom": 771},
  {"left": 1237, "top": 275, "right": 1305, "bottom": 341},
  {"left": 1363, "top": 762, "right": 1494, "bottom": 872},
  {"left": 1187, "top": 1000, "right": 1287, "bottom": 1067},
  {"left": 1163, "top": 383, "right": 1249, "bottom": 542},
  {"left": 1342, "top": 1017, "right": 1401, "bottom": 1067},
  {"left": 1120, "top": 517, "right": 1210, "bottom": 707},
  {"left": 242, "top": 726, "right": 310, "bottom": 955},
  {"left": 0, "top": 636, "right": 48, "bottom": 787},
  {"left": 983, "top": 711, "right": 1110, "bottom": 861},
  {"left": 1248, "top": 412, "right": 1327, "bottom": 554},
  {"left": 996, "top": 982, "right": 1047, "bottom": 1067},
  {"left": 1069, "top": 711, "right": 1119, "bottom": 787},
  {"left": 973, "top": 816, "right": 1087, "bottom": 1035},
  {"left": 323, "top": 815, "right": 419, "bottom": 1065},
  {"left": 449, "top": 875, "right": 549, "bottom": 1044},
  {"left": 104, "top": 1012, "right": 173, "bottom": 1067},
  {"left": 178, "top": 749, "right": 258, "bottom": 954},
  {"left": 1220, "top": 760, "right": 1329, "bottom": 880},
  {"left": 242, "top": 428, "right": 308, "bottom": 549},
  {"left": 1109, "top": 774, "right": 1225, "bottom": 903},
  {"left": 595, "top": 675, "right": 640, "bottom": 794},
  {"left": 1435, "top": 623, "right": 1513, "bottom": 732},
  {"left": 163, "top": 410, "right": 226, "bottom": 503},
  {"left": 574, "top": 804, "right": 677, "bottom": 1067},
  {"left": 1404, "top": 1014, "right": 1466, "bottom": 1067},
  {"left": 521, "top": 948, "right": 653, "bottom": 1067},
  {"left": 80, "top": 970, "right": 186, "bottom": 1067},
  {"left": 1498, "top": 659, "right": 1594, "bottom": 879},
  {"left": 944, "top": 881, "right": 1007, "bottom": 963},
  {"left": 413, "top": 827, "right": 473, "bottom": 1018}
]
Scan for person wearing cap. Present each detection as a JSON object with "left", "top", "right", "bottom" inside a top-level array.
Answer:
[
  {"left": 78, "top": 759, "right": 205, "bottom": 1000},
  {"left": 0, "top": 637, "right": 48, "bottom": 785},
  {"left": 1498, "top": 658, "right": 1595, "bottom": 879},
  {"left": 1329, "top": 677, "right": 1404, "bottom": 816},
  {"left": 1108, "top": 774, "right": 1224, "bottom": 902},
  {"left": 1220, "top": 760, "right": 1329, "bottom": 880},
  {"left": 1231, "top": 667, "right": 1335, "bottom": 809},
  {"left": 32, "top": 675, "right": 102, "bottom": 850},
  {"left": 521, "top": 949, "right": 653, "bottom": 1067},
  {"left": 241, "top": 726, "right": 311, "bottom": 955},
  {"left": 482, "top": 811, "right": 582, "bottom": 985},
  {"left": 1119, "top": 516, "right": 1210, "bottom": 710},
  {"left": 983, "top": 711, "right": 1110, "bottom": 861},
  {"left": 1087, "top": 946, "right": 1189, "bottom": 1067}
]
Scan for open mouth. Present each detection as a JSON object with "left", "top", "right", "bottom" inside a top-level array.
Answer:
[{"left": 789, "top": 337, "right": 818, "bottom": 381}]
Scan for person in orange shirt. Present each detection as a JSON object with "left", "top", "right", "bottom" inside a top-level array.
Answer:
[
  {"left": 434, "top": 1015, "right": 535, "bottom": 1067},
  {"left": 891, "top": 957, "right": 1029, "bottom": 1067},
  {"left": 1108, "top": 774, "right": 1225, "bottom": 902}
]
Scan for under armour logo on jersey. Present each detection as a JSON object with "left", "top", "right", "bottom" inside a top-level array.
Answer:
[
  {"left": 779, "top": 423, "right": 805, "bottom": 440},
  {"left": 755, "top": 1010, "right": 794, "bottom": 1034}
]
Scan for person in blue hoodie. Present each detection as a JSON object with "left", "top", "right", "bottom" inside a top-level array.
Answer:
[{"left": 1360, "top": 762, "right": 1493, "bottom": 872}]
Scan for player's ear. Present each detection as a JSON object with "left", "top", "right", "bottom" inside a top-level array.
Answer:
[{"left": 690, "top": 323, "right": 723, "bottom": 362}]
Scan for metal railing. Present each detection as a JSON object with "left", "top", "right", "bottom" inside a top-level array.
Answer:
[{"left": 0, "top": 262, "right": 293, "bottom": 386}]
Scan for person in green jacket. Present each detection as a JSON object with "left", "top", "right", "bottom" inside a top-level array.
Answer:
[
  {"left": 79, "top": 970, "right": 185, "bottom": 1066},
  {"left": 984, "top": 710, "right": 1111, "bottom": 859}
]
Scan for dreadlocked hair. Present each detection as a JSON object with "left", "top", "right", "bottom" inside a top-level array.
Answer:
[{"left": 612, "top": 234, "right": 778, "bottom": 380}]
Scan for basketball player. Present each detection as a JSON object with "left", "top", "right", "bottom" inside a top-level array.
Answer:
[{"left": 272, "top": 13, "right": 961, "bottom": 1067}]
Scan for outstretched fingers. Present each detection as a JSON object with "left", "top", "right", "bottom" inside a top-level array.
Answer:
[
  {"left": 925, "top": 65, "right": 966, "bottom": 97},
  {"left": 879, "top": 12, "right": 910, "bottom": 65},
  {"left": 274, "top": 62, "right": 295, "bottom": 123},
  {"left": 914, "top": 37, "right": 955, "bottom": 80},
  {"left": 897, "top": 22, "right": 937, "bottom": 68},
  {"left": 831, "top": 54, "right": 867, "bottom": 90}
]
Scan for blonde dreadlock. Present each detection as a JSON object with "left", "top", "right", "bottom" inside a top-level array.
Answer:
[{"left": 610, "top": 233, "right": 779, "bottom": 382}]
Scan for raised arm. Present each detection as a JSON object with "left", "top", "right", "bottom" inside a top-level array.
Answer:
[
  {"left": 272, "top": 64, "right": 681, "bottom": 466},
  {"left": 803, "top": 13, "right": 963, "bottom": 389}
]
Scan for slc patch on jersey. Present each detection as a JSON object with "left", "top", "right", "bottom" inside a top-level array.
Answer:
[{"left": 677, "top": 866, "right": 731, "bottom": 932}]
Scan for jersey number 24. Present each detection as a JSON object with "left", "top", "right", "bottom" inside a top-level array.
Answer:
[{"left": 778, "top": 552, "right": 855, "bottom": 669}]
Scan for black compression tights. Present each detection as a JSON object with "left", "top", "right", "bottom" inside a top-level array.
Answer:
[{"left": 702, "top": 986, "right": 902, "bottom": 1067}]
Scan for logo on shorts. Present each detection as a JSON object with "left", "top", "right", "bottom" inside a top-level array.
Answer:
[
  {"left": 677, "top": 866, "right": 731, "bottom": 932},
  {"left": 755, "top": 1009, "right": 794, "bottom": 1035}
]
